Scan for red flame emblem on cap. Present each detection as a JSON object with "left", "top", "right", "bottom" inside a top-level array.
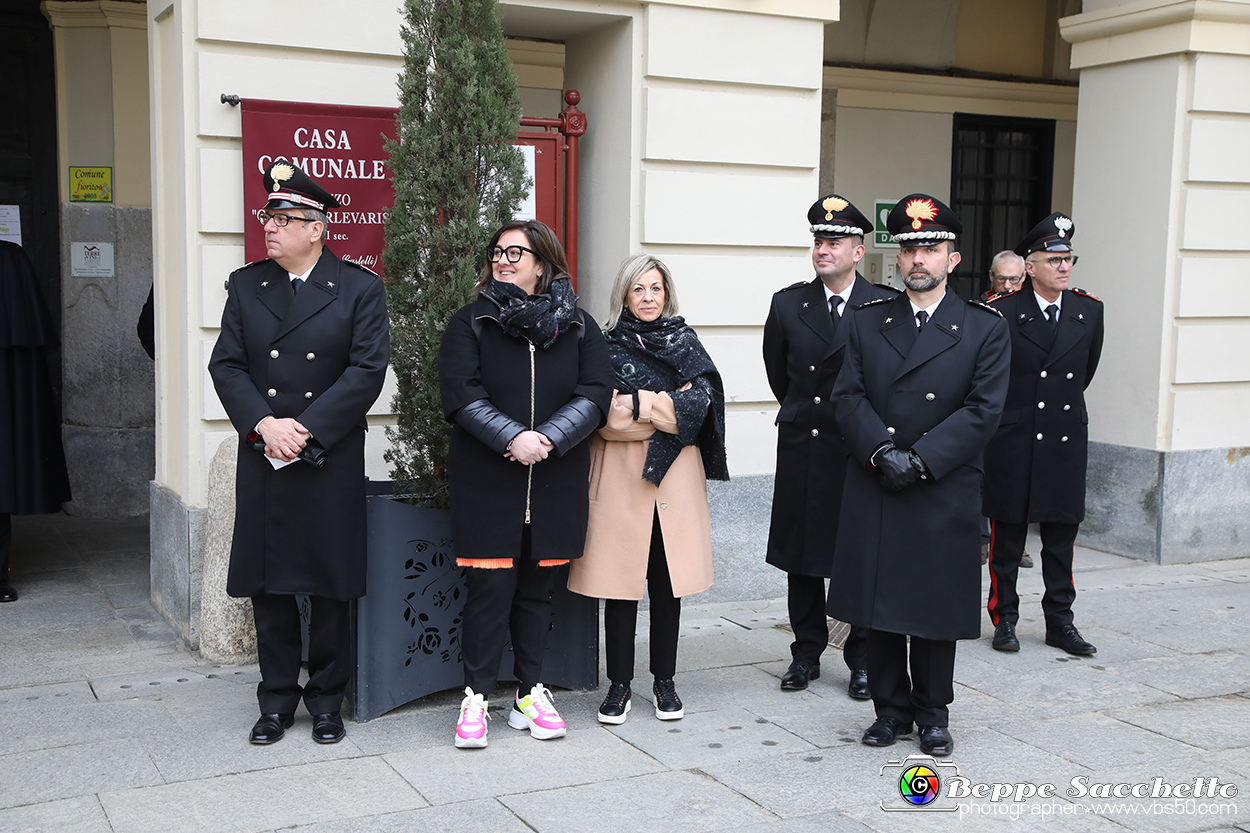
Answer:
[{"left": 905, "top": 199, "right": 938, "bottom": 231}]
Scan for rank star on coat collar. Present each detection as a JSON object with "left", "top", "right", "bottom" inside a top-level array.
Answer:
[
  {"left": 802, "top": 301, "right": 809, "bottom": 308},
  {"left": 884, "top": 317, "right": 892, "bottom": 324},
  {"left": 950, "top": 324, "right": 959, "bottom": 331},
  {"left": 261, "top": 281, "right": 268, "bottom": 287},
  {"left": 327, "top": 281, "right": 334, "bottom": 288}
]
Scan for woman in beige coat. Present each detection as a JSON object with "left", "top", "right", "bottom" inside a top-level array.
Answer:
[{"left": 568, "top": 255, "right": 728, "bottom": 724}]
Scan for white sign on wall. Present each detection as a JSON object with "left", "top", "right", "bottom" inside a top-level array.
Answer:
[
  {"left": 70, "top": 242, "right": 115, "bottom": 277},
  {"left": 0, "top": 205, "right": 21, "bottom": 245}
]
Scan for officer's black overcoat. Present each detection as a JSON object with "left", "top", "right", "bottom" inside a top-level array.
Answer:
[
  {"left": 827, "top": 290, "right": 1009, "bottom": 641},
  {"left": 209, "top": 248, "right": 389, "bottom": 601},
  {"left": 762, "top": 275, "right": 898, "bottom": 577},
  {"left": 981, "top": 280, "right": 1103, "bottom": 524}
]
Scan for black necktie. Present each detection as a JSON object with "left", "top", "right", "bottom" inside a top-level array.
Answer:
[
  {"left": 916, "top": 310, "right": 928, "bottom": 332},
  {"left": 291, "top": 279, "right": 300, "bottom": 296},
  {"left": 830, "top": 297, "right": 842, "bottom": 330},
  {"left": 1045, "top": 303, "right": 1059, "bottom": 327}
]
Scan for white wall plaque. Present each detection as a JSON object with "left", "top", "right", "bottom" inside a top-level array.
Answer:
[{"left": 71, "top": 242, "right": 115, "bottom": 277}]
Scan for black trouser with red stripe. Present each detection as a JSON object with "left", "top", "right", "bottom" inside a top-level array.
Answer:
[{"left": 987, "top": 520, "right": 1080, "bottom": 630}]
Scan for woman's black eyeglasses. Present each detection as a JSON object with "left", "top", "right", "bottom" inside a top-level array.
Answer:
[{"left": 489, "top": 245, "right": 538, "bottom": 263}]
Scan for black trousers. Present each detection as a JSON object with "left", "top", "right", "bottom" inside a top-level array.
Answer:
[
  {"left": 604, "top": 512, "right": 681, "bottom": 683},
  {"left": 987, "top": 520, "right": 1079, "bottom": 630},
  {"left": 867, "top": 629, "right": 956, "bottom": 727},
  {"left": 787, "top": 573, "right": 867, "bottom": 671},
  {"left": 251, "top": 593, "right": 352, "bottom": 716},
  {"left": 460, "top": 525, "right": 558, "bottom": 698}
]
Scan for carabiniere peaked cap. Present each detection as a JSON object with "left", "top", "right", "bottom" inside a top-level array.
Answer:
[
  {"left": 1015, "top": 212, "right": 1075, "bottom": 257},
  {"left": 807, "top": 194, "right": 872, "bottom": 239},
  {"left": 886, "top": 193, "right": 962, "bottom": 246},
  {"left": 262, "top": 161, "right": 340, "bottom": 212}
]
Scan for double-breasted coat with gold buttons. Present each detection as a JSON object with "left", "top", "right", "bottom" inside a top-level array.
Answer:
[
  {"left": 981, "top": 279, "right": 1103, "bottom": 524},
  {"left": 827, "top": 290, "right": 1009, "bottom": 641},
  {"left": 209, "top": 248, "right": 390, "bottom": 601},
  {"left": 762, "top": 275, "right": 899, "bottom": 577}
]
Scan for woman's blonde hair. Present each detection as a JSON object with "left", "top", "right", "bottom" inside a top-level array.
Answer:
[{"left": 604, "top": 254, "right": 679, "bottom": 330}]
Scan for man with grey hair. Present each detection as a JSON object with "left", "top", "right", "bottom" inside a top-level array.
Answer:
[{"left": 982, "top": 250, "right": 1026, "bottom": 302}]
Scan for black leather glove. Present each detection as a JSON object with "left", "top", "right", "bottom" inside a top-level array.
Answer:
[
  {"left": 453, "top": 399, "right": 527, "bottom": 455},
  {"left": 873, "top": 443, "right": 921, "bottom": 491},
  {"left": 535, "top": 395, "right": 603, "bottom": 456}
]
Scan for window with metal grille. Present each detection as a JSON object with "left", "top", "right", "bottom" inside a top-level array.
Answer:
[{"left": 949, "top": 113, "right": 1054, "bottom": 300}]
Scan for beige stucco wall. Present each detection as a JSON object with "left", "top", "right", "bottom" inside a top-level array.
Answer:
[{"left": 1063, "top": 2, "right": 1250, "bottom": 452}]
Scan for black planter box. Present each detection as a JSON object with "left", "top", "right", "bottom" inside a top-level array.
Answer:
[{"left": 351, "top": 489, "right": 599, "bottom": 721}]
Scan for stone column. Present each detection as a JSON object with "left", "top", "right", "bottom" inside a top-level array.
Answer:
[{"left": 1061, "top": 1, "right": 1250, "bottom": 562}]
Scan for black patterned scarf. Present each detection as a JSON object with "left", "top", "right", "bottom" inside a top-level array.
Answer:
[
  {"left": 605, "top": 312, "right": 729, "bottom": 485},
  {"left": 479, "top": 277, "right": 579, "bottom": 350}
]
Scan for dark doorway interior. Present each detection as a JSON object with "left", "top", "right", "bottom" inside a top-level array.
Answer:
[
  {"left": 949, "top": 113, "right": 1054, "bottom": 301},
  {"left": 0, "top": 0, "right": 60, "bottom": 399}
]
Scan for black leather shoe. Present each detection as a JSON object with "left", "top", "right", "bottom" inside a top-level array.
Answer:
[
  {"left": 1046, "top": 624, "right": 1097, "bottom": 656},
  {"left": 992, "top": 621, "right": 1020, "bottom": 652},
  {"left": 918, "top": 724, "right": 954, "bottom": 756},
  {"left": 847, "top": 668, "right": 870, "bottom": 700},
  {"left": 249, "top": 713, "right": 294, "bottom": 745},
  {"left": 861, "top": 716, "right": 913, "bottom": 747},
  {"left": 780, "top": 660, "right": 820, "bottom": 691},
  {"left": 312, "top": 712, "right": 346, "bottom": 744},
  {"left": 0, "top": 582, "right": 16, "bottom": 603},
  {"left": 653, "top": 678, "right": 684, "bottom": 720},
  {"left": 598, "top": 681, "right": 631, "bottom": 725}
]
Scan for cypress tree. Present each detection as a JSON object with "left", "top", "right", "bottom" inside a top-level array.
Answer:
[{"left": 383, "top": 0, "right": 529, "bottom": 506}]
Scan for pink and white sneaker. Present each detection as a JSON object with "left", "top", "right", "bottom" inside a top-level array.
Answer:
[
  {"left": 508, "top": 683, "right": 567, "bottom": 740},
  {"left": 454, "top": 687, "right": 489, "bottom": 749}
]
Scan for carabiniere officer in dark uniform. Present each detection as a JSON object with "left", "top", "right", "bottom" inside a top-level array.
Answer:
[
  {"left": 762, "top": 195, "right": 897, "bottom": 698},
  {"left": 828, "top": 194, "right": 1009, "bottom": 756},
  {"left": 983, "top": 212, "right": 1104, "bottom": 657},
  {"left": 209, "top": 162, "right": 389, "bottom": 745}
]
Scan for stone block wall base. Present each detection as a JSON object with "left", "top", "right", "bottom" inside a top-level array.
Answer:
[
  {"left": 1082, "top": 441, "right": 1250, "bottom": 564},
  {"left": 63, "top": 426, "right": 154, "bottom": 518},
  {"left": 201, "top": 435, "right": 257, "bottom": 664},
  {"left": 150, "top": 481, "right": 207, "bottom": 650}
]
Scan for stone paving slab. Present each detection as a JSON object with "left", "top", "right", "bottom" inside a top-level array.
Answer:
[
  {"left": 718, "top": 811, "right": 876, "bottom": 833},
  {"left": 603, "top": 705, "right": 817, "bottom": 769},
  {"left": 742, "top": 692, "right": 875, "bottom": 750},
  {"left": 0, "top": 795, "right": 114, "bottom": 833},
  {"left": 268, "top": 797, "right": 535, "bottom": 833},
  {"left": 955, "top": 653, "right": 1180, "bottom": 719},
  {"left": 0, "top": 738, "right": 165, "bottom": 810},
  {"left": 991, "top": 712, "right": 1200, "bottom": 771},
  {"left": 1108, "top": 695, "right": 1250, "bottom": 751},
  {"left": 385, "top": 722, "right": 666, "bottom": 805},
  {"left": 499, "top": 769, "right": 778, "bottom": 833},
  {"left": 0, "top": 699, "right": 180, "bottom": 755},
  {"left": 1116, "top": 651, "right": 1250, "bottom": 700},
  {"left": 98, "top": 756, "right": 426, "bottom": 833},
  {"left": 0, "top": 680, "right": 98, "bottom": 712},
  {"left": 1093, "top": 584, "right": 1250, "bottom": 655},
  {"left": 672, "top": 631, "right": 779, "bottom": 673},
  {"left": 632, "top": 663, "right": 822, "bottom": 716}
]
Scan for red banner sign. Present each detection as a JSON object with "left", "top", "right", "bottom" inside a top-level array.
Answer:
[{"left": 241, "top": 99, "right": 398, "bottom": 276}]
